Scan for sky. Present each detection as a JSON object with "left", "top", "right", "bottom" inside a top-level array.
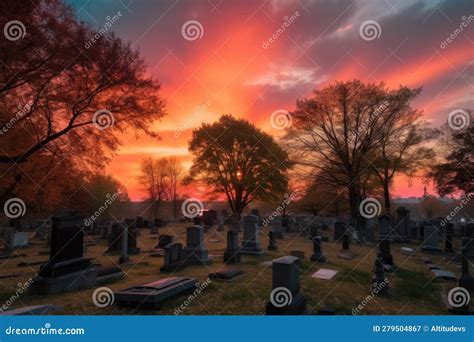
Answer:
[{"left": 68, "top": 0, "right": 474, "bottom": 201}]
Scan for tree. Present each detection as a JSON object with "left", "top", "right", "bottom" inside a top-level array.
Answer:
[
  {"left": 285, "top": 80, "right": 424, "bottom": 218},
  {"left": 431, "top": 119, "right": 473, "bottom": 196},
  {"left": 0, "top": 0, "right": 165, "bottom": 168},
  {"left": 188, "top": 115, "right": 292, "bottom": 216},
  {"left": 137, "top": 158, "right": 171, "bottom": 221},
  {"left": 367, "top": 89, "right": 435, "bottom": 211},
  {"left": 166, "top": 157, "right": 184, "bottom": 219}
]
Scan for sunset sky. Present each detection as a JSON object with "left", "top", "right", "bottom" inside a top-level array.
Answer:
[{"left": 69, "top": 0, "right": 474, "bottom": 201}]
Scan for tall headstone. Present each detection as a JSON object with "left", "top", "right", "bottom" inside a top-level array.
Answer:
[
  {"left": 107, "top": 223, "right": 140, "bottom": 255},
  {"left": 241, "top": 215, "right": 265, "bottom": 256},
  {"left": 378, "top": 214, "right": 391, "bottom": 240},
  {"left": 119, "top": 224, "right": 129, "bottom": 264},
  {"left": 379, "top": 239, "right": 393, "bottom": 266},
  {"left": 265, "top": 256, "right": 307, "bottom": 315},
  {"left": 182, "top": 226, "right": 212, "bottom": 265},
  {"left": 223, "top": 230, "right": 241, "bottom": 264},
  {"left": 160, "top": 243, "right": 184, "bottom": 272},
  {"left": 310, "top": 236, "right": 326, "bottom": 263},
  {"left": 395, "top": 207, "right": 410, "bottom": 242},
  {"left": 2, "top": 227, "right": 14, "bottom": 254},
  {"left": 445, "top": 222, "right": 454, "bottom": 253},
  {"left": 334, "top": 221, "right": 346, "bottom": 241},
  {"left": 372, "top": 254, "right": 389, "bottom": 295},
  {"left": 422, "top": 224, "right": 441, "bottom": 252},
  {"left": 29, "top": 209, "right": 97, "bottom": 295},
  {"left": 229, "top": 213, "right": 241, "bottom": 232},
  {"left": 268, "top": 231, "right": 277, "bottom": 251}
]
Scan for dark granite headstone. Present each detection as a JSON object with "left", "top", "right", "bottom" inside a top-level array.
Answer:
[
  {"left": 209, "top": 269, "right": 246, "bottom": 282},
  {"left": 459, "top": 237, "right": 474, "bottom": 291},
  {"left": 223, "top": 230, "right": 241, "bottom": 264},
  {"left": 395, "top": 207, "right": 410, "bottom": 242},
  {"left": 372, "top": 254, "right": 389, "bottom": 295},
  {"left": 310, "top": 236, "right": 326, "bottom": 263},
  {"left": 182, "top": 226, "right": 212, "bottom": 265},
  {"left": 265, "top": 256, "right": 306, "bottom": 315},
  {"left": 114, "top": 277, "right": 197, "bottom": 309},
  {"left": 29, "top": 209, "right": 97, "bottom": 295},
  {"left": 156, "top": 235, "right": 173, "bottom": 249},
  {"left": 160, "top": 243, "right": 184, "bottom": 273},
  {"left": 268, "top": 231, "right": 277, "bottom": 251},
  {"left": 241, "top": 215, "right": 265, "bottom": 256}
]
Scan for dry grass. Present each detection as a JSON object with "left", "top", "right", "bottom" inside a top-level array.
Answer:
[{"left": 0, "top": 223, "right": 458, "bottom": 315}]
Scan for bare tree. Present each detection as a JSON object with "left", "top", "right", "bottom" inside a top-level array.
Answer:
[
  {"left": 166, "top": 157, "right": 184, "bottom": 219},
  {"left": 285, "top": 80, "right": 424, "bottom": 218}
]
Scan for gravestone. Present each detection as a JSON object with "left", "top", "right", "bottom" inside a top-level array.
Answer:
[
  {"left": 241, "top": 215, "right": 265, "bottom": 256},
  {"left": 223, "top": 230, "right": 241, "bottom": 264},
  {"left": 378, "top": 214, "right": 391, "bottom": 240},
  {"left": 229, "top": 213, "right": 241, "bottom": 232},
  {"left": 395, "top": 207, "right": 410, "bottom": 242},
  {"left": 379, "top": 239, "right": 393, "bottom": 266},
  {"left": 182, "top": 226, "right": 212, "bottom": 265},
  {"left": 422, "top": 224, "right": 441, "bottom": 252},
  {"left": 114, "top": 277, "right": 197, "bottom": 309},
  {"left": 192, "top": 216, "right": 202, "bottom": 225},
  {"left": 444, "top": 222, "right": 454, "bottom": 253},
  {"left": 156, "top": 235, "right": 173, "bottom": 249},
  {"left": 265, "top": 256, "right": 307, "bottom": 315},
  {"left": 282, "top": 215, "right": 291, "bottom": 233},
  {"left": 338, "top": 233, "right": 355, "bottom": 260},
  {"left": 29, "top": 209, "right": 97, "bottom": 295},
  {"left": 271, "top": 216, "right": 284, "bottom": 239},
  {"left": 334, "top": 222, "right": 346, "bottom": 241},
  {"left": 160, "top": 243, "right": 184, "bottom": 272},
  {"left": 209, "top": 269, "right": 246, "bottom": 282},
  {"left": 310, "top": 236, "right": 326, "bottom": 263},
  {"left": 135, "top": 216, "right": 143, "bottom": 229},
  {"left": 119, "top": 224, "right": 129, "bottom": 264},
  {"left": 355, "top": 215, "right": 366, "bottom": 243},
  {"left": 309, "top": 224, "right": 318, "bottom": 240},
  {"left": 268, "top": 231, "right": 277, "bottom": 251},
  {"left": 107, "top": 223, "right": 140, "bottom": 255},
  {"left": 459, "top": 238, "right": 474, "bottom": 291},
  {"left": 372, "top": 255, "right": 389, "bottom": 295}
]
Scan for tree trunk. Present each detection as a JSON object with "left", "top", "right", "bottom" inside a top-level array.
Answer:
[
  {"left": 383, "top": 181, "right": 391, "bottom": 213},
  {"left": 348, "top": 184, "right": 359, "bottom": 219}
]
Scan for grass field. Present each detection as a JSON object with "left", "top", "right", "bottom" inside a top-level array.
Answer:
[{"left": 0, "top": 223, "right": 459, "bottom": 315}]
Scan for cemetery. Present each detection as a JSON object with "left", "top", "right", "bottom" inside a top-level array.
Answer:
[
  {"left": 0, "top": 0, "right": 472, "bottom": 326},
  {"left": 0, "top": 210, "right": 472, "bottom": 315}
]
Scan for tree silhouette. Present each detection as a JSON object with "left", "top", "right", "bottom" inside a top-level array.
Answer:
[{"left": 188, "top": 115, "right": 292, "bottom": 216}]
